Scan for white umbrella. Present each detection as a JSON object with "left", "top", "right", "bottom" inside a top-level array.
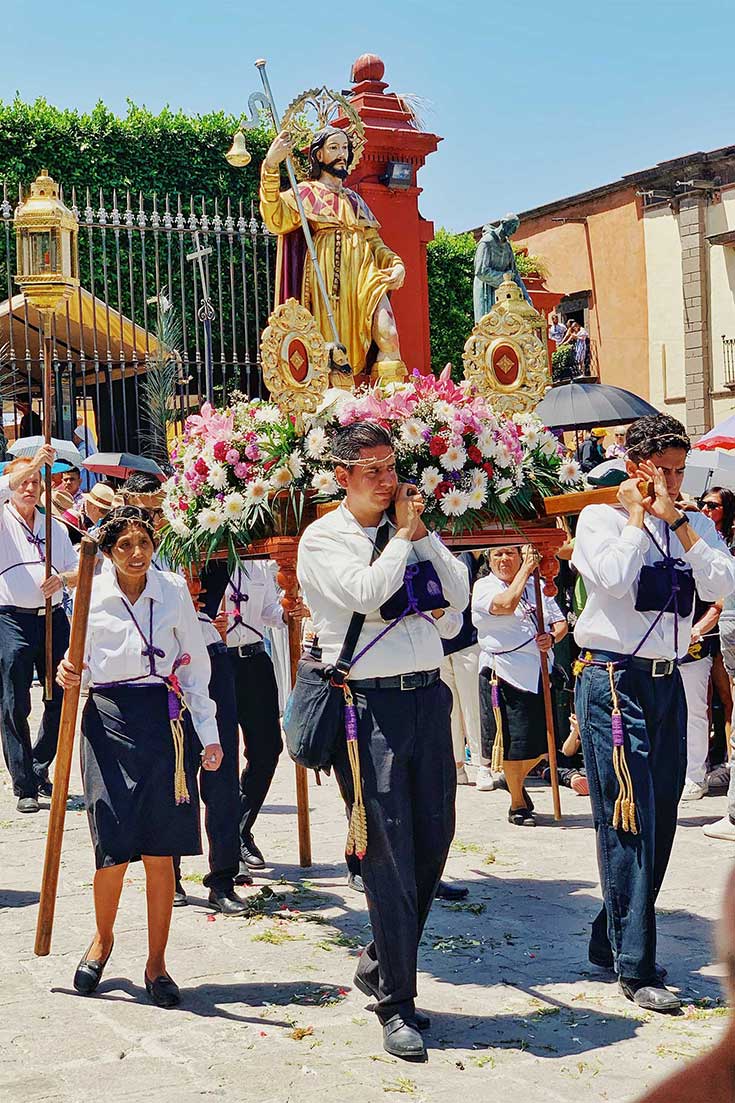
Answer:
[
  {"left": 681, "top": 448, "right": 735, "bottom": 497},
  {"left": 8, "top": 435, "right": 84, "bottom": 469}
]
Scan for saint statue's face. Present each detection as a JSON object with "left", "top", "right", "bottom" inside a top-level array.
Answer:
[
  {"left": 500, "top": 217, "right": 520, "bottom": 239},
  {"left": 316, "top": 132, "right": 350, "bottom": 180}
]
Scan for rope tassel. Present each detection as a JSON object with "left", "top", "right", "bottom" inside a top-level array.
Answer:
[
  {"left": 342, "top": 685, "right": 367, "bottom": 860},
  {"left": 607, "top": 664, "right": 637, "bottom": 835},
  {"left": 168, "top": 685, "right": 191, "bottom": 806},
  {"left": 490, "top": 674, "right": 505, "bottom": 774}
]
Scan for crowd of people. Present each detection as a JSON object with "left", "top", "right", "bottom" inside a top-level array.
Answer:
[{"left": 2, "top": 411, "right": 735, "bottom": 1074}]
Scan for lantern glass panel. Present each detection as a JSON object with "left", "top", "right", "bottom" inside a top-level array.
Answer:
[{"left": 30, "top": 231, "right": 58, "bottom": 275}]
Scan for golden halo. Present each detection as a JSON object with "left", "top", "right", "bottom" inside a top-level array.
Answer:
[{"left": 281, "top": 86, "right": 367, "bottom": 176}]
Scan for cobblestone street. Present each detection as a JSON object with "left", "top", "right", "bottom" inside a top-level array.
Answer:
[{"left": 0, "top": 689, "right": 731, "bottom": 1103}]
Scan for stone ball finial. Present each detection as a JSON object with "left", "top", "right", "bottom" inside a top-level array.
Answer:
[{"left": 351, "top": 53, "right": 385, "bottom": 83}]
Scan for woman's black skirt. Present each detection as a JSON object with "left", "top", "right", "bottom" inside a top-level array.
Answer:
[
  {"left": 81, "top": 684, "right": 202, "bottom": 869},
  {"left": 479, "top": 668, "right": 549, "bottom": 762}
]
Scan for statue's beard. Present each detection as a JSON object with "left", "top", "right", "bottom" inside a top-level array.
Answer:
[{"left": 320, "top": 160, "right": 349, "bottom": 180}]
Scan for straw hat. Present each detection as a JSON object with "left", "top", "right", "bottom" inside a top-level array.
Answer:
[
  {"left": 83, "top": 483, "right": 116, "bottom": 514},
  {"left": 49, "top": 489, "right": 76, "bottom": 518},
  {"left": 590, "top": 427, "right": 607, "bottom": 439}
]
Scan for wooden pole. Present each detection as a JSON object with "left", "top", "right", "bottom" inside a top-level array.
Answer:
[
  {"left": 35, "top": 537, "right": 98, "bottom": 957},
  {"left": 532, "top": 566, "right": 562, "bottom": 822},
  {"left": 267, "top": 536, "right": 312, "bottom": 867},
  {"left": 42, "top": 323, "right": 53, "bottom": 699}
]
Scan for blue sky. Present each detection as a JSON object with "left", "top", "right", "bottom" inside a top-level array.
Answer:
[{"left": 4, "top": 0, "right": 735, "bottom": 232}]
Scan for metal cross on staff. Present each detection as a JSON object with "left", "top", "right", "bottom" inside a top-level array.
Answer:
[{"left": 186, "top": 231, "right": 215, "bottom": 405}]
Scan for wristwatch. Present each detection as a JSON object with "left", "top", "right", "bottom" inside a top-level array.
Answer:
[{"left": 668, "top": 513, "right": 688, "bottom": 533}]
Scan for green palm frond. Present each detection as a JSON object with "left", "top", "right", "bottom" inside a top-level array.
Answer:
[{"left": 140, "top": 291, "right": 182, "bottom": 466}]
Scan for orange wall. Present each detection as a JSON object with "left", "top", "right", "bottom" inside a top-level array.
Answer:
[{"left": 514, "top": 186, "right": 649, "bottom": 399}]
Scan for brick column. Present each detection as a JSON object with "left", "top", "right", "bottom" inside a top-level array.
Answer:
[{"left": 678, "top": 194, "right": 713, "bottom": 437}]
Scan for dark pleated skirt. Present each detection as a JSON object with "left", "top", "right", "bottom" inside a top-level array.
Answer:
[
  {"left": 81, "top": 684, "right": 201, "bottom": 869},
  {"left": 479, "top": 668, "right": 548, "bottom": 762}
]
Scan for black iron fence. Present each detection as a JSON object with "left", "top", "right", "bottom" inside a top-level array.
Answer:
[{"left": 0, "top": 180, "right": 275, "bottom": 453}]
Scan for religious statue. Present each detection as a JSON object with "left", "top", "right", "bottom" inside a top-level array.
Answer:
[
  {"left": 260, "top": 125, "right": 408, "bottom": 383},
  {"left": 473, "top": 213, "right": 532, "bottom": 323}
]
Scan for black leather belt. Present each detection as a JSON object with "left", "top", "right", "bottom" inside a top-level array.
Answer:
[
  {"left": 228, "top": 641, "right": 265, "bottom": 659},
  {"left": 0, "top": 604, "right": 61, "bottom": 617},
  {"left": 587, "top": 650, "right": 677, "bottom": 678},
  {"left": 350, "top": 669, "right": 440, "bottom": 692},
  {"left": 207, "top": 640, "right": 228, "bottom": 657}
]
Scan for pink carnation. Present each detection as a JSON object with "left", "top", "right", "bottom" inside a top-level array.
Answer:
[
  {"left": 234, "top": 462, "right": 249, "bottom": 478},
  {"left": 226, "top": 449, "right": 240, "bottom": 464},
  {"left": 245, "top": 444, "right": 261, "bottom": 462}
]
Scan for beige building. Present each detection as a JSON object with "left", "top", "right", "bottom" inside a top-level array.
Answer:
[{"left": 474, "top": 144, "right": 735, "bottom": 439}]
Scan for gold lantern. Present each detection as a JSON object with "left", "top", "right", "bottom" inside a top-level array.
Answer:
[{"left": 14, "top": 168, "right": 79, "bottom": 312}]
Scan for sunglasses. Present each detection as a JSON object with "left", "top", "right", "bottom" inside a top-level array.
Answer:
[{"left": 702, "top": 501, "right": 723, "bottom": 512}]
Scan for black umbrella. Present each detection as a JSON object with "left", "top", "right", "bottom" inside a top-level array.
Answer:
[{"left": 534, "top": 381, "right": 660, "bottom": 432}]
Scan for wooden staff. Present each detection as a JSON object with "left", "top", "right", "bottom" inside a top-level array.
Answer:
[
  {"left": 42, "top": 324, "right": 53, "bottom": 699},
  {"left": 35, "top": 537, "right": 98, "bottom": 957},
  {"left": 532, "top": 566, "right": 562, "bottom": 822}
]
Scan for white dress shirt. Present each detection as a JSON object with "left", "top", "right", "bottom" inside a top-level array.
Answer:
[
  {"left": 0, "top": 475, "right": 77, "bottom": 609},
  {"left": 83, "top": 566, "right": 219, "bottom": 747},
  {"left": 472, "top": 573, "right": 564, "bottom": 692},
  {"left": 224, "top": 560, "right": 285, "bottom": 648},
  {"left": 297, "top": 503, "right": 469, "bottom": 679},
  {"left": 573, "top": 505, "right": 735, "bottom": 660}
]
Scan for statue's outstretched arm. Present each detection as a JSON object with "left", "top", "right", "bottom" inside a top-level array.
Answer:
[{"left": 259, "top": 165, "right": 302, "bottom": 234}]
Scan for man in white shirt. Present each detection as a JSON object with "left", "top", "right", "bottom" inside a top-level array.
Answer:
[
  {"left": 297, "top": 422, "right": 469, "bottom": 1062},
  {"left": 0, "top": 445, "right": 78, "bottom": 812},
  {"left": 573, "top": 414, "right": 735, "bottom": 1013},
  {"left": 548, "top": 312, "right": 567, "bottom": 346},
  {"left": 223, "top": 560, "right": 287, "bottom": 879}
]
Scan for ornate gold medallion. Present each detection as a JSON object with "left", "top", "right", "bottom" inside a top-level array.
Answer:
[
  {"left": 462, "top": 273, "right": 550, "bottom": 414},
  {"left": 260, "top": 298, "right": 330, "bottom": 424}
]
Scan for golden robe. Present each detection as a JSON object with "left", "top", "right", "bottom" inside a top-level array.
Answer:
[{"left": 260, "top": 167, "right": 402, "bottom": 374}]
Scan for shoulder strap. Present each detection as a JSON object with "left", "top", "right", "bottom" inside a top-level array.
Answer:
[{"left": 332, "top": 522, "right": 390, "bottom": 680}]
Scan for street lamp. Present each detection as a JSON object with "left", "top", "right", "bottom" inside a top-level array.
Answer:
[{"left": 14, "top": 168, "right": 79, "bottom": 695}]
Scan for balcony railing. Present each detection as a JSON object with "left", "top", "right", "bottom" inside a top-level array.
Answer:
[{"left": 551, "top": 337, "right": 599, "bottom": 384}]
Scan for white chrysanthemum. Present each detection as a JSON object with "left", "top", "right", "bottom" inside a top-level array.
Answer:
[
  {"left": 559, "top": 458, "right": 581, "bottom": 485},
  {"left": 540, "top": 435, "right": 559, "bottom": 458},
  {"left": 183, "top": 444, "right": 199, "bottom": 468},
  {"left": 433, "top": 400, "right": 455, "bottom": 424},
  {"left": 521, "top": 426, "right": 540, "bottom": 450},
  {"left": 467, "top": 486, "right": 487, "bottom": 510},
  {"left": 254, "top": 404, "right": 282, "bottom": 425},
  {"left": 439, "top": 489, "right": 470, "bottom": 517},
  {"left": 287, "top": 450, "right": 304, "bottom": 479},
  {"left": 400, "top": 418, "right": 430, "bottom": 447},
  {"left": 440, "top": 443, "right": 467, "bottom": 472},
  {"left": 311, "top": 469, "right": 339, "bottom": 496},
  {"left": 420, "top": 466, "right": 442, "bottom": 495},
  {"left": 471, "top": 468, "right": 489, "bottom": 493},
  {"left": 495, "top": 443, "right": 512, "bottom": 468},
  {"left": 477, "top": 429, "right": 498, "bottom": 458},
  {"left": 245, "top": 478, "right": 270, "bottom": 504},
  {"left": 271, "top": 466, "right": 293, "bottom": 489},
  {"left": 197, "top": 506, "right": 224, "bottom": 533},
  {"left": 305, "top": 427, "right": 328, "bottom": 459},
  {"left": 494, "top": 476, "right": 515, "bottom": 502},
  {"left": 223, "top": 491, "right": 246, "bottom": 519},
  {"left": 170, "top": 517, "right": 189, "bottom": 537},
  {"left": 207, "top": 463, "right": 228, "bottom": 490}
]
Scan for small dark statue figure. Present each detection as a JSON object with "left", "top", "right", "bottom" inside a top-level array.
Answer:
[{"left": 473, "top": 213, "right": 532, "bottom": 322}]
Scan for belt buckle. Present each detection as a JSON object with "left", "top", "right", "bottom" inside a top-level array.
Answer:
[
  {"left": 238, "top": 643, "right": 250, "bottom": 658},
  {"left": 652, "top": 658, "right": 672, "bottom": 678},
  {"left": 400, "top": 673, "right": 417, "bottom": 691}
]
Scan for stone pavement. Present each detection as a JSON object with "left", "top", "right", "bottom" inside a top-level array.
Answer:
[{"left": 1, "top": 688, "right": 733, "bottom": 1103}]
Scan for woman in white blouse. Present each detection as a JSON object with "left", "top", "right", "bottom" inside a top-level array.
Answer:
[
  {"left": 472, "top": 545, "right": 567, "bottom": 826},
  {"left": 57, "top": 506, "right": 222, "bottom": 1007}
]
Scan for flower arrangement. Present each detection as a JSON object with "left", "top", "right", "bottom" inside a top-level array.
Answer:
[{"left": 158, "top": 368, "right": 582, "bottom": 568}]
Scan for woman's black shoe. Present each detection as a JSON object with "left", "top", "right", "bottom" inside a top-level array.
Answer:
[
  {"left": 73, "top": 936, "right": 114, "bottom": 995},
  {"left": 508, "top": 806, "right": 536, "bottom": 826},
  {"left": 145, "top": 972, "right": 181, "bottom": 1008}
]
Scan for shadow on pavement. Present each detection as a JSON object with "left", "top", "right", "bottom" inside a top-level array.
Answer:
[{"left": 0, "top": 888, "right": 40, "bottom": 908}]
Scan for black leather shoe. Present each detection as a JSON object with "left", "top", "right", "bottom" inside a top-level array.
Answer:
[
  {"left": 145, "top": 972, "right": 181, "bottom": 1008},
  {"left": 382, "top": 1015, "right": 427, "bottom": 1061},
  {"left": 208, "top": 889, "right": 249, "bottom": 916},
  {"left": 508, "top": 806, "right": 536, "bottom": 827},
  {"left": 347, "top": 872, "right": 365, "bottom": 894},
  {"left": 619, "top": 976, "right": 680, "bottom": 1013},
  {"left": 17, "top": 796, "right": 39, "bottom": 813},
  {"left": 241, "top": 837, "right": 266, "bottom": 869},
  {"left": 589, "top": 944, "right": 668, "bottom": 981},
  {"left": 73, "top": 937, "right": 114, "bottom": 995},
  {"left": 353, "top": 971, "right": 432, "bottom": 1031},
  {"left": 173, "top": 881, "right": 188, "bottom": 907},
  {"left": 37, "top": 778, "right": 53, "bottom": 798},
  {"left": 234, "top": 861, "right": 254, "bottom": 886},
  {"left": 435, "top": 880, "right": 469, "bottom": 901}
]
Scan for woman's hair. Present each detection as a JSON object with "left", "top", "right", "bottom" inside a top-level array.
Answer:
[
  {"left": 477, "top": 545, "right": 521, "bottom": 579},
  {"left": 708, "top": 486, "right": 735, "bottom": 545},
  {"left": 331, "top": 422, "right": 392, "bottom": 467},
  {"left": 96, "top": 505, "right": 157, "bottom": 553},
  {"left": 625, "top": 414, "right": 690, "bottom": 464}
]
